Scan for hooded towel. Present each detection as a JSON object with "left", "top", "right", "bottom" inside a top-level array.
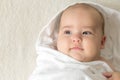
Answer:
[{"left": 29, "top": 1, "right": 120, "bottom": 80}]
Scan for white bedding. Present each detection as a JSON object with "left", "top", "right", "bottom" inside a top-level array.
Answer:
[{"left": 29, "top": 47, "right": 112, "bottom": 80}]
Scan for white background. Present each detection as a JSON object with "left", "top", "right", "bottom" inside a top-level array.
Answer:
[{"left": 0, "top": 0, "right": 120, "bottom": 80}]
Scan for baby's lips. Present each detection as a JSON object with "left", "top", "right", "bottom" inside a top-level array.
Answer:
[{"left": 70, "top": 47, "right": 84, "bottom": 50}]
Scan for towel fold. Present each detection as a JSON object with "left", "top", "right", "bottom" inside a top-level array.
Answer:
[{"left": 29, "top": 46, "right": 112, "bottom": 80}]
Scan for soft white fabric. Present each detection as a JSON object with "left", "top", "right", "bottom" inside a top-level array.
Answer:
[
  {"left": 36, "top": 1, "right": 120, "bottom": 71},
  {"left": 29, "top": 1, "right": 120, "bottom": 80},
  {"left": 29, "top": 47, "right": 112, "bottom": 80}
]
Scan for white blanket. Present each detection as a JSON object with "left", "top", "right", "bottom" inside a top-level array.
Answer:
[{"left": 29, "top": 47, "right": 112, "bottom": 80}]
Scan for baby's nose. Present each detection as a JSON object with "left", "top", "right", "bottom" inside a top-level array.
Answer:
[{"left": 71, "top": 34, "right": 82, "bottom": 43}]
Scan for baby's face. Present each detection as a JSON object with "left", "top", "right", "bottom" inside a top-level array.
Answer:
[{"left": 57, "top": 6, "right": 106, "bottom": 62}]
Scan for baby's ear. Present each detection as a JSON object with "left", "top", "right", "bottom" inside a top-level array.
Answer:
[{"left": 100, "top": 36, "right": 106, "bottom": 49}]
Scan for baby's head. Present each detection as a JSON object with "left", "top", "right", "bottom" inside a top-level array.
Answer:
[{"left": 56, "top": 3, "right": 106, "bottom": 62}]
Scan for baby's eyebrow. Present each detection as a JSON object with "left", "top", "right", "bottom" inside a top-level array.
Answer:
[
  {"left": 59, "top": 25, "right": 97, "bottom": 31},
  {"left": 60, "top": 26, "right": 72, "bottom": 29}
]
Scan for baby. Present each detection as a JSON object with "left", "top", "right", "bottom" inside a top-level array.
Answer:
[
  {"left": 57, "top": 3, "right": 115, "bottom": 80},
  {"left": 56, "top": 3, "right": 120, "bottom": 80},
  {"left": 29, "top": 3, "right": 120, "bottom": 80},
  {"left": 57, "top": 3, "right": 106, "bottom": 62}
]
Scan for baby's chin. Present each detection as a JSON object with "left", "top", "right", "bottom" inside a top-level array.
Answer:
[
  {"left": 69, "top": 53, "right": 99, "bottom": 62},
  {"left": 69, "top": 52, "right": 87, "bottom": 62}
]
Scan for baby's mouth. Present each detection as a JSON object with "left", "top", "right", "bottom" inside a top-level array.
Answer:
[{"left": 70, "top": 47, "right": 84, "bottom": 51}]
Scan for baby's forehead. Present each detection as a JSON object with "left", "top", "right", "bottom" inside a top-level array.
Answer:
[
  {"left": 61, "top": 4, "right": 103, "bottom": 24},
  {"left": 61, "top": 4, "right": 104, "bottom": 26},
  {"left": 59, "top": 3, "right": 104, "bottom": 34},
  {"left": 64, "top": 3, "right": 102, "bottom": 17}
]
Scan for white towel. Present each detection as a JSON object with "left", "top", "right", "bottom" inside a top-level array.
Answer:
[
  {"left": 29, "top": 46, "right": 112, "bottom": 80},
  {"left": 29, "top": 1, "right": 120, "bottom": 80},
  {"left": 36, "top": 1, "right": 120, "bottom": 71}
]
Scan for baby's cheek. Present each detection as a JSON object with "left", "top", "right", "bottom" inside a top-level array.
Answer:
[
  {"left": 83, "top": 40, "right": 98, "bottom": 50},
  {"left": 57, "top": 38, "right": 69, "bottom": 51},
  {"left": 57, "top": 38, "right": 65, "bottom": 49}
]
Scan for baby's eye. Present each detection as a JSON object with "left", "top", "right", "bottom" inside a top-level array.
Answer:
[
  {"left": 82, "top": 31, "right": 92, "bottom": 35},
  {"left": 64, "top": 30, "right": 71, "bottom": 35}
]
